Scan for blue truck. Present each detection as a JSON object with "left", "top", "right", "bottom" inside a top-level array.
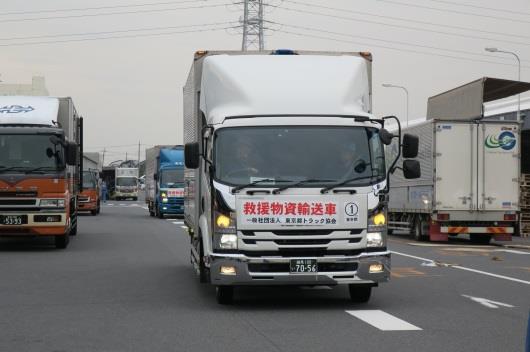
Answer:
[{"left": 145, "top": 146, "right": 185, "bottom": 218}]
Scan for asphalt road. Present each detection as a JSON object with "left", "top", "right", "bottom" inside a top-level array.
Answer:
[{"left": 0, "top": 200, "right": 529, "bottom": 352}]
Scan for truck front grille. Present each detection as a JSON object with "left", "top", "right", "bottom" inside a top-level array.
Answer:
[
  {"left": 0, "top": 192, "right": 37, "bottom": 198},
  {"left": 0, "top": 199, "right": 37, "bottom": 206}
]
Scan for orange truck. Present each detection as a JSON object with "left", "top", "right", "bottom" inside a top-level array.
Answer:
[
  {"left": 78, "top": 170, "right": 100, "bottom": 216},
  {"left": 0, "top": 96, "right": 83, "bottom": 249}
]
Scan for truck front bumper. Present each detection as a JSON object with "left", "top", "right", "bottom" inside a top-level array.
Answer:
[{"left": 208, "top": 251, "right": 390, "bottom": 286}]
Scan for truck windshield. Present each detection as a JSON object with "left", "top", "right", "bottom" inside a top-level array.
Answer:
[
  {"left": 116, "top": 177, "right": 137, "bottom": 187},
  {"left": 82, "top": 172, "right": 97, "bottom": 189},
  {"left": 0, "top": 134, "right": 65, "bottom": 173},
  {"left": 160, "top": 169, "right": 184, "bottom": 187},
  {"left": 214, "top": 126, "right": 385, "bottom": 187}
]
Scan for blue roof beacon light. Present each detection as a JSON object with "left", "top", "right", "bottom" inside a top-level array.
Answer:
[{"left": 272, "top": 49, "right": 298, "bottom": 55}]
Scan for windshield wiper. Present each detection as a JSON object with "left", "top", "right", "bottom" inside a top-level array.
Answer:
[
  {"left": 0, "top": 166, "right": 31, "bottom": 173},
  {"left": 25, "top": 166, "right": 60, "bottom": 173},
  {"left": 272, "top": 178, "right": 336, "bottom": 194},
  {"left": 231, "top": 178, "right": 293, "bottom": 194},
  {"left": 320, "top": 175, "right": 383, "bottom": 194}
]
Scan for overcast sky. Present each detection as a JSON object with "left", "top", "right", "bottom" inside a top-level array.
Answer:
[{"left": 1, "top": 0, "right": 529, "bottom": 164}]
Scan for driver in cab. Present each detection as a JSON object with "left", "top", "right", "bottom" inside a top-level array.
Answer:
[{"left": 223, "top": 137, "right": 265, "bottom": 180}]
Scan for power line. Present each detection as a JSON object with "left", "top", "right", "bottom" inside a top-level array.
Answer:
[
  {"left": 0, "top": 3, "right": 231, "bottom": 24},
  {"left": 421, "top": 0, "right": 530, "bottom": 16},
  {"left": 265, "top": 3, "right": 530, "bottom": 48},
  {"left": 0, "top": 0, "right": 209, "bottom": 16},
  {"left": 0, "top": 22, "right": 235, "bottom": 42},
  {"left": 0, "top": 26, "right": 231, "bottom": 47},
  {"left": 276, "top": 28, "right": 530, "bottom": 69},
  {"left": 376, "top": 0, "right": 530, "bottom": 24},
  {"left": 283, "top": 0, "right": 530, "bottom": 42},
  {"left": 274, "top": 22, "right": 530, "bottom": 64}
]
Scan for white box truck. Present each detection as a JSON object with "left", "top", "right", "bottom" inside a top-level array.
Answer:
[
  {"left": 388, "top": 77, "right": 530, "bottom": 243},
  {"left": 183, "top": 50, "right": 420, "bottom": 304},
  {"left": 114, "top": 167, "right": 138, "bottom": 200}
]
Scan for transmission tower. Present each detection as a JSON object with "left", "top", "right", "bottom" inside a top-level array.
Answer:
[{"left": 241, "top": 0, "right": 264, "bottom": 51}]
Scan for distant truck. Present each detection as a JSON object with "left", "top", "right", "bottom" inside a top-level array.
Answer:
[
  {"left": 78, "top": 170, "right": 100, "bottom": 215},
  {"left": 114, "top": 167, "right": 138, "bottom": 200},
  {"left": 145, "top": 146, "right": 185, "bottom": 218},
  {"left": 183, "top": 50, "right": 420, "bottom": 304},
  {"left": 0, "top": 96, "right": 83, "bottom": 249},
  {"left": 388, "top": 77, "right": 530, "bottom": 243}
]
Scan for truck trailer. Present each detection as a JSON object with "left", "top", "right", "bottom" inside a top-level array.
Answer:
[
  {"left": 0, "top": 96, "right": 83, "bottom": 249},
  {"left": 145, "top": 146, "right": 185, "bottom": 218},
  {"left": 183, "top": 50, "right": 420, "bottom": 304},
  {"left": 114, "top": 167, "right": 138, "bottom": 200},
  {"left": 388, "top": 77, "right": 530, "bottom": 243}
]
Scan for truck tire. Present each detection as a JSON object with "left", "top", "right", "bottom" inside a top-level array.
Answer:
[
  {"left": 413, "top": 216, "right": 427, "bottom": 242},
  {"left": 97, "top": 206, "right": 101, "bottom": 214},
  {"left": 470, "top": 234, "right": 491, "bottom": 244},
  {"left": 55, "top": 233, "right": 70, "bottom": 249},
  {"left": 157, "top": 209, "right": 164, "bottom": 219},
  {"left": 199, "top": 239, "right": 210, "bottom": 283},
  {"left": 133, "top": 197, "right": 138, "bottom": 201},
  {"left": 348, "top": 284, "right": 372, "bottom": 303},
  {"left": 149, "top": 209, "right": 155, "bottom": 217},
  {"left": 216, "top": 286, "right": 234, "bottom": 305},
  {"left": 91, "top": 209, "right": 97, "bottom": 216}
]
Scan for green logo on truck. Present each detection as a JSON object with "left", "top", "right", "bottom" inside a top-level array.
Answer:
[{"left": 484, "top": 131, "right": 516, "bottom": 151}]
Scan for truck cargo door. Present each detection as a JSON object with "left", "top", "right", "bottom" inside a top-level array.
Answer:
[
  {"left": 435, "top": 123, "right": 477, "bottom": 211},
  {"left": 478, "top": 123, "right": 519, "bottom": 211}
]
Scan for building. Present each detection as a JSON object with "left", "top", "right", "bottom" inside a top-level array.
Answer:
[
  {"left": 0, "top": 76, "right": 49, "bottom": 96},
  {"left": 83, "top": 152, "right": 102, "bottom": 172},
  {"left": 485, "top": 96, "right": 530, "bottom": 128}
]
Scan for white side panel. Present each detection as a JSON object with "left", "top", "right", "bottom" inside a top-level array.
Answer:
[
  {"left": 435, "top": 123, "right": 475, "bottom": 211},
  {"left": 478, "top": 123, "right": 519, "bottom": 211}
]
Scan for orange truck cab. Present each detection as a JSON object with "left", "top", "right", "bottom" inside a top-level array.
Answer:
[
  {"left": 78, "top": 170, "right": 100, "bottom": 216},
  {"left": 0, "top": 96, "right": 83, "bottom": 249}
]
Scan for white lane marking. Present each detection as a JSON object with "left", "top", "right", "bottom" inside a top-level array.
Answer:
[
  {"left": 346, "top": 310, "right": 422, "bottom": 331},
  {"left": 172, "top": 221, "right": 184, "bottom": 225},
  {"left": 166, "top": 219, "right": 174, "bottom": 221},
  {"left": 130, "top": 204, "right": 140, "bottom": 207},
  {"left": 392, "top": 251, "right": 530, "bottom": 285},
  {"left": 462, "top": 295, "right": 514, "bottom": 309},
  {"left": 180, "top": 226, "right": 188, "bottom": 229},
  {"left": 141, "top": 206, "right": 148, "bottom": 210},
  {"left": 119, "top": 204, "right": 126, "bottom": 206},
  {"left": 497, "top": 249, "right": 530, "bottom": 255}
]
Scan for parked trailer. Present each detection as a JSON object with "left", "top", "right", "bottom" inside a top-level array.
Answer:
[
  {"left": 145, "top": 146, "right": 185, "bottom": 218},
  {"left": 0, "top": 96, "right": 83, "bottom": 249},
  {"left": 183, "top": 50, "right": 420, "bottom": 304},
  {"left": 388, "top": 77, "right": 530, "bottom": 243}
]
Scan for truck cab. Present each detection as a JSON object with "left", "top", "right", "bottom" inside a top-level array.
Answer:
[
  {"left": 154, "top": 149, "right": 185, "bottom": 218},
  {"left": 0, "top": 96, "right": 83, "bottom": 249},
  {"left": 114, "top": 167, "right": 138, "bottom": 201},
  {"left": 78, "top": 170, "right": 100, "bottom": 216}
]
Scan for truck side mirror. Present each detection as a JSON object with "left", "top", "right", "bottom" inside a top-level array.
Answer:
[
  {"left": 379, "top": 128, "right": 394, "bottom": 145},
  {"left": 403, "top": 159, "right": 421, "bottom": 179},
  {"left": 402, "top": 134, "right": 419, "bottom": 158},
  {"left": 184, "top": 142, "right": 200, "bottom": 169},
  {"left": 65, "top": 142, "right": 78, "bottom": 166}
]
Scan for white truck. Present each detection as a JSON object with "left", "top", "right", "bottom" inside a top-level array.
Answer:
[
  {"left": 388, "top": 77, "right": 530, "bottom": 243},
  {"left": 183, "top": 50, "right": 420, "bottom": 304},
  {"left": 114, "top": 167, "right": 138, "bottom": 200}
]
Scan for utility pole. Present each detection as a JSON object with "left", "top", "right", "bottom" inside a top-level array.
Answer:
[
  {"left": 137, "top": 141, "right": 141, "bottom": 175},
  {"left": 241, "top": 0, "right": 264, "bottom": 51},
  {"left": 102, "top": 148, "right": 106, "bottom": 167}
]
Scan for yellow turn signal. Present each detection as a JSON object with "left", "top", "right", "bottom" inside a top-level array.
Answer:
[
  {"left": 373, "top": 213, "right": 386, "bottom": 226},
  {"left": 216, "top": 214, "right": 231, "bottom": 228}
]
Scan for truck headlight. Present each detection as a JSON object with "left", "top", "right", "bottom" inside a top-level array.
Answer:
[
  {"left": 219, "top": 234, "right": 238, "bottom": 249},
  {"left": 367, "top": 232, "right": 384, "bottom": 247},
  {"left": 40, "top": 199, "right": 65, "bottom": 207},
  {"left": 213, "top": 211, "right": 237, "bottom": 250},
  {"left": 162, "top": 198, "right": 168, "bottom": 203}
]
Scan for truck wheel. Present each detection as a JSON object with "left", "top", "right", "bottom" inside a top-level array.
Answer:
[
  {"left": 55, "top": 233, "right": 70, "bottom": 249},
  {"left": 413, "top": 216, "right": 427, "bottom": 242},
  {"left": 149, "top": 209, "right": 155, "bottom": 217},
  {"left": 348, "top": 285, "right": 372, "bottom": 303},
  {"left": 216, "top": 286, "right": 234, "bottom": 305},
  {"left": 91, "top": 209, "right": 97, "bottom": 216},
  {"left": 199, "top": 240, "right": 210, "bottom": 283},
  {"left": 470, "top": 234, "right": 491, "bottom": 244},
  {"left": 133, "top": 197, "right": 138, "bottom": 201},
  {"left": 97, "top": 206, "right": 101, "bottom": 214},
  {"left": 157, "top": 209, "right": 164, "bottom": 219}
]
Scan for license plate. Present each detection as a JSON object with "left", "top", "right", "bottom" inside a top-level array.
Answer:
[
  {"left": 290, "top": 259, "right": 318, "bottom": 274},
  {"left": 1, "top": 215, "right": 27, "bottom": 225}
]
